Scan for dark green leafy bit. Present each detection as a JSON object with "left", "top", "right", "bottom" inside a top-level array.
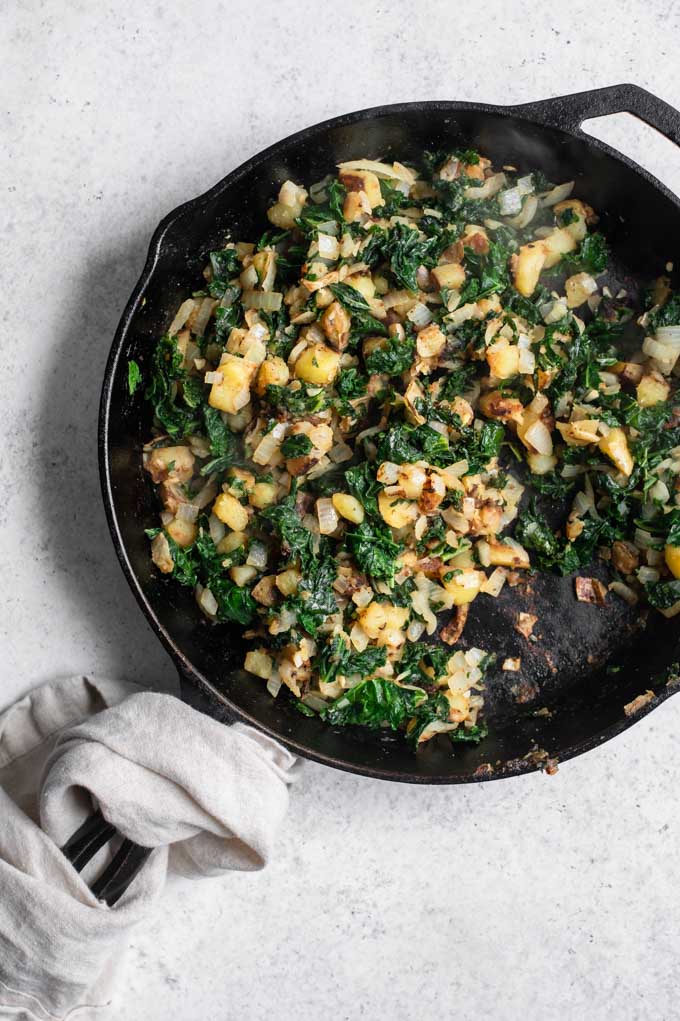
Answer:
[
  {"left": 208, "top": 247, "right": 241, "bottom": 298},
  {"left": 376, "top": 422, "right": 450, "bottom": 465},
  {"left": 322, "top": 678, "right": 427, "bottom": 730},
  {"left": 127, "top": 359, "right": 142, "bottom": 396},
  {"left": 344, "top": 518, "right": 403, "bottom": 583},
  {"left": 149, "top": 529, "right": 256, "bottom": 625},
  {"left": 458, "top": 238, "right": 512, "bottom": 305},
  {"left": 344, "top": 462, "right": 382, "bottom": 518},
  {"left": 515, "top": 500, "right": 626, "bottom": 576},
  {"left": 364, "top": 334, "right": 415, "bottom": 376},
  {"left": 286, "top": 549, "right": 338, "bottom": 636},
  {"left": 265, "top": 384, "right": 328, "bottom": 415},
  {"left": 261, "top": 487, "right": 315, "bottom": 570},
  {"left": 562, "top": 232, "right": 609, "bottom": 275},
  {"left": 294, "top": 180, "right": 347, "bottom": 237},
  {"left": 145, "top": 335, "right": 202, "bottom": 439},
  {"left": 647, "top": 290, "right": 680, "bottom": 330},
  {"left": 329, "top": 282, "right": 387, "bottom": 337},
  {"left": 281, "top": 434, "right": 313, "bottom": 458},
  {"left": 398, "top": 642, "right": 451, "bottom": 686},
  {"left": 315, "top": 635, "right": 387, "bottom": 686},
  {"left": 201, "top": 406, "right": 238, "bottom": 475},
  {"left": 376, "top": 178, "right": 411, "bottom": 215},
  {"left": 439, "top": 363, "right": 477, "bottom": 400},
  {"left": 528, "top": 471, "right": 577, "bottom": 501},
  {"left": 335, "top": 368, "right": 368, "bottom": 415},
  {"left": 645, "top": 580, "right": 680, "bottom": 610}
]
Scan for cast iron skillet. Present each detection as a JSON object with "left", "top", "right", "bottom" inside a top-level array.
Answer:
[
  {"left": 102, "top": 83, "right": 680, "bottom": 786},
  {"left": 65, "top": 82, "right": 680, "bottom": 903}
]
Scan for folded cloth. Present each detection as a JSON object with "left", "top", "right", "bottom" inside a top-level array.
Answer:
[{"left": 0, "top": 676, "right": 298, "bottom": 1020}]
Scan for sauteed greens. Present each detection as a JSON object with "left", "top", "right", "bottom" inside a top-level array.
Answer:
[{"left": 139, "top": 150, "right": 680, "bottom": 750}]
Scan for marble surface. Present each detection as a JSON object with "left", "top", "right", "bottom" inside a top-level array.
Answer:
[{"left": 4, "top": 1, "right": 680, "bottom": 1017}]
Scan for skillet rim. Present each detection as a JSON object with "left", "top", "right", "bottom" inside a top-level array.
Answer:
[{"left": 99, "top": 95, "right": 680, "bottom": 784}]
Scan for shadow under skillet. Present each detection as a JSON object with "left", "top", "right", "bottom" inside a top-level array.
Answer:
[{"left": 34, "top": 227, "right": 176, "bottom": 692}]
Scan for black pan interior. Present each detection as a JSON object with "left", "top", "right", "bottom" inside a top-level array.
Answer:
[{"left": 102, "top": 103, "right": 680, "bottom": 782}]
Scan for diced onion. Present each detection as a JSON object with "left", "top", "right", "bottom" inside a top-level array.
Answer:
[
  {"left": 464, "top": 172, "right": 506, "bottom": 200},
  {"left": 655, "top": 325, "right": 680, "bottom": 350},
  {"left": 638, "top": 566, "right": 660, "bottom": 585},
  {"left": 266, "top": 675, "right": 282, "bottom": 698},
  {"left": 197, "top": 586, "right": 218, "bottom": 618},
  {"left": 407, "top": 302, "right": 433, "bottom": 328},
  {"left": 177, "top": 503, "right": 199, "bottom": 523},
  {"left": 192, "top": 297, "right": 217, "bottom": 337},
  {"left": 168, "top": 298, "right": 197, "bottom": 337},
  {"left": 338, "top": 159, "right": 417, "bottom": 184},
  {"left": 246, "top": 542, "right": 268, "bottom": 569},
  {"left": 241, "top": 290, "right": 283, "bottom": 312},
  {"left": 609, "top": 581, "right": 639, "bottom": 606},
  {"left": 318, "top": 233, "right": 340, "bottom": 260},
  {"left": 649, "top": 479, "right": 670, "bottom": 503},
  {"left": 209, "top": 513, "right": 226, "bottom": 545},
  {"left": 518, "top": 348, "right": 536, "bottom": 374},
  {"left": 204, "top": 371, "right": 223, "bottom": 385},
  {"left": 507, "top": 195, "right": 539, "bottom": 229},
  {"left": 160, "top": 510, "right": 173, "bottom": 526},
  {"left": 524, "top": 420, "right": 553, "bottom": 455},
  {"left": 499, "top": 187, "right": 522, "bottom": 215},
  {"left": 517, "top": 175, "right": 534, "bottom": 196},
  {"left": 317, "top": 497, "right": 339, "bottom": 535},
  {"left": 539, "top": 181, "right": 574, "bottom": 207},
  {"left": 481, "top": 567, "right": 507, "bottom": 597},
  {"left": 252, "top": 425, "right": 285, "bottom": 466}
]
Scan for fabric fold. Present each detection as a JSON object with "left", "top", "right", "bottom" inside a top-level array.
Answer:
[{"left": 0, "top": 676, "right": 297, "bottom": 1020}]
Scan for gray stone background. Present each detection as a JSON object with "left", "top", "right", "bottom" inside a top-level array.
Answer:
[{"left": 3, "top": 1, "right": 680, "bottom": 1017}]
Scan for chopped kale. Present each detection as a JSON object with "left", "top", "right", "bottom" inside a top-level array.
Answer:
[
  {"left": 322, "top": 678, "right": 427, "bottom": 730},
  {"left": 281, "top": 434, "right": 313, "bottom": 458},
  {"left": 127, "top": 359, "right": 142, "bottom": 396},
  {"left": 364, "top": 334, "right": 415, "bottom": 376}
]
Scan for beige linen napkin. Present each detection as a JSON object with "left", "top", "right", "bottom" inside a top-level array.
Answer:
[{"left": 0, "top": 676, "right": 298, "bottom": 1020}]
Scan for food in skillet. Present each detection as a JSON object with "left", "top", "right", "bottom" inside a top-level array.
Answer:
[{"left": 134, "top": 149, "right": 680, "bottom": 749}]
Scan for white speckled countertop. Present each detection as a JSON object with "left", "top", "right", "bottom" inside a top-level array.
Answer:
[{"left": 4, "top": 2, "right": 680, "bottom": 1017}]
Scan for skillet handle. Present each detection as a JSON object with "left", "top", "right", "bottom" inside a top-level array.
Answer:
[{"left": 513, "top": 83, "right": 680, "bottom": 147}]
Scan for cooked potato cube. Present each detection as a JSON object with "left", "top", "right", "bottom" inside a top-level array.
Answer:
[
  {"left": 230, "top": 565, "right": 258, "bottom": 587},
  {"left": 146, "top": 445, "right": 195, "bottom": 484},
  {"left": 213, "top": 493, "right": 249, "bottom": 531},
  {"left": 339, "top": 169, "right": 382, "bottom": 209},
  {"left": 244, "top": 648, "right": 274, "bottom": 680},
  {"left": 345, "top": 274, "right": 376, "bottom": 301},
  {"left": 249, "top": 482, "right": 278, "bottom": 509},
  {"left": 512, "top": 241, "right": 546, "bottom": 296},
  {"left": 332, "top": 493, "right": 365, "bottom": 524},
  {"left": 216, "top": 530, "right": 247, "bottom": 554},
  {"left": 276, "top": 568, "right": 301, "bottom": 596},
  {"left": 209, "top": 354, "right": 256, "bottom": 414},
  {"left": 358, "top": 601, "right": 409, "bottom": 641},
  {"left": 439, "top": 567, "right": 485, "bottom": 605},
  {"left": 598, "top": 427, "right": 634, "bottom": 476},
  {"left": 165, "top": 516, "right": 197, "bottom": 548},
  {"left": 255, "top": 356, "right": 289, "bottom": 396},
  {"left": 637, "top": 373, "right": 670, "bottom": 407},
  {"left": 416, "top": 323, "right": 446, "bottom": 359},
  {"left": 542, "top": 226, "right": 578, "bottom": 269},
  {"left": 565, "top": 272, "right": 598, "bottom": 308},
  {"left": 484, "top": 540, "right": 530, "bottom": 569},
  {"left": 431, "top": 263, "right": 466, "bottom": 290},
  {"left": 486, "top": 338, "right": 519, "bottom": 379},
  {"left": 294, "top": 343, "right": 340, "bottom": 385},
  {"left": 378, "top": 490, "right": 418, "bottom": 528},
  {"left": 553, "top": 198, "right": 592, "bottom": 241}
]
